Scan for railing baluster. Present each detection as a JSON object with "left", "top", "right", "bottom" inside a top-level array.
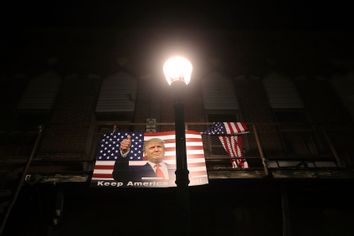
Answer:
[
  {"left": 252, "top": 123, "right": 270, "bottom": 176},
  {"left": 320, "top": 126, "right": 343, "bottom": 168}
]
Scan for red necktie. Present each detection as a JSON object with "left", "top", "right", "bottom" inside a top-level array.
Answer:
[{"left": 155, "top": 164, "right": 164, "bottom": 178}]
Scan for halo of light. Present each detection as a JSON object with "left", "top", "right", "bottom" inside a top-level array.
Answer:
[{"left": 163, "top": 56, "right": 193, "bottom": 85}]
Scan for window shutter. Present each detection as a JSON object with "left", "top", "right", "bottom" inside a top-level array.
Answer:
[
  {"left": 263, "top": 73, "right": 303, "bottom": 109},
  {"left": 96, "top": 72, "right": 137, "bottom": 112},
  {"left": 202, "top": 72, "right": 239, "bottom": 110},
  {"left": 331, "top": 72, "right": 354, "bottom": 116},
  {"left": 18, "top": 71, "right": 61, "bottom": 110}
]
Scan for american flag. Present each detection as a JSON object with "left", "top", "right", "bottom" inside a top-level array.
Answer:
[
  {"left": 203, "top": 122, "right": 249, "bottom": 135},
  {"left": 203, "top": 122, "right": 249, "bottom": 168},
  {"left": 96, "top": 131, "right": 144, "bottom": 161},
  {"left": 92, "top": 130, "right": 208, "bottom": 187}
]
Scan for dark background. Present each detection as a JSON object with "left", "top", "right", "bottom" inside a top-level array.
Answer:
[{"left": 1, "top": 2, "right": 354, "bottom": 236}]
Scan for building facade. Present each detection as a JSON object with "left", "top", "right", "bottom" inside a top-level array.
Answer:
[{"left": 1, "top": 29, "right": 354, "bottom": 236}]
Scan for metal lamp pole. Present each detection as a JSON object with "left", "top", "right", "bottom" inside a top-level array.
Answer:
[
  {"left": 163, "top": 56, "right": 192, "bottom": 235},
  {"left": 172, "top": 80, "right": 190, "bottom": 188}
]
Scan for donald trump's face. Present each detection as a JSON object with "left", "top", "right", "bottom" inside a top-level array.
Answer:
[{"left": 144, "top": 139, "right": 165, "bottom": 164}]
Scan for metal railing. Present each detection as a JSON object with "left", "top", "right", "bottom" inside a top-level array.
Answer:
[
  {"left": 0, "top": 122, "right": 353, "bottom": 179},
  {"left": 92, "top": 121, "right": 352, "bottom": 175}
]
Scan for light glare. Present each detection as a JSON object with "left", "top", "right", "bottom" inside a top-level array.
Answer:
[{"left": 163, "top": 56, "right": 193, "bottom": 85}]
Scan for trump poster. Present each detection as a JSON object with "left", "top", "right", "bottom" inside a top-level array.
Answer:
[{"left": 91, "top": 130, "right": 209, "bottom": 188}]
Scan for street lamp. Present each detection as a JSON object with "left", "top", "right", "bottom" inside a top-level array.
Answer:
[
  {"left": 163, "top": 56, "right": 192, "bottom": 235},
  {"left": 163, "top": 56, "right": 192, "bottom": 188},
  {"left": 163, "top": 56, "right": 193, "bottom": 86}
]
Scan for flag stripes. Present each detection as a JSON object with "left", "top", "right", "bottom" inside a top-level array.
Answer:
[
  {"left": 223, "top": 122, "right": 248, "bottom": 134},
  {"left": 203, "top": 122, "right": 249, "bottom": 169},
  {"left": 218, "top": 135, "right": 248, "bottom": 168}
]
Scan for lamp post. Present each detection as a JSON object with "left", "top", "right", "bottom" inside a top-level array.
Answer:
[{"left": 163, "top": 56, "right": 192, "bottom": 235}]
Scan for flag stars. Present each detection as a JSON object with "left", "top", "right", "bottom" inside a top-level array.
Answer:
[{"left": 97, "top": 132, "right": 144, "bottom": 161}]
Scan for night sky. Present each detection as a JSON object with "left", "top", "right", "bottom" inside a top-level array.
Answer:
[{"left": 2, "top": 1, "right": 353, "bottom": 30}]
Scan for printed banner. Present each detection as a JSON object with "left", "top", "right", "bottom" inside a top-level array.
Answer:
[{"left": 91, "top": 130, "right": 209, "bottom": 188}]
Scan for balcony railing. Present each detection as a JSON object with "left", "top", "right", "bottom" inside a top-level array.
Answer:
[
  {"left": 92, "top": 121, "right": 354, "bottom": 179},
  {"left": 0, "top": 122, "right": 353, "bottom": 183}
]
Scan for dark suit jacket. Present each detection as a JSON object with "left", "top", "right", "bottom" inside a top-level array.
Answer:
[{"left": 112, "top": 157, "right": 175, "bottom": 185}]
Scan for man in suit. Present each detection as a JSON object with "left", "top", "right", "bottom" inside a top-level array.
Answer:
[{"left": 112, "top": 136, "right": 175, "bottom": 185}]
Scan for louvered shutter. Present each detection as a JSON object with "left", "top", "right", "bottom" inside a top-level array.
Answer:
[
  {"left": 96, "top": 72, "right": 137, "bottom": 112},
  {"left": 18, "top": 71, "right": 61, "bottom": 110},
  {"left": 263, "top": 73, "right": 303, "bottom": 109},
  {"left": 202, "top": 72, "right": 239, "bottom": 110}
]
